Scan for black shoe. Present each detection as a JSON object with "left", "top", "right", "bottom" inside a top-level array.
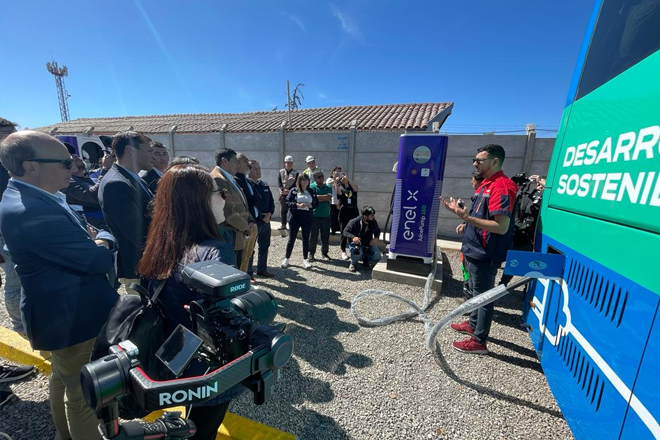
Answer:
[
  {"left": 0, "top": 390, "right": 16, "bottom": 407},
  {"left": 309, "top": 254, "right": 315, "bottom": 262},
  {"left": 322, "top": 253, "right": 331, "bottom": 260},
  {"left": 0, "top": 364, "right": 35, "bottom": 384}
]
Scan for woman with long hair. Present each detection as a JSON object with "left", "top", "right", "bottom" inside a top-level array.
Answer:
[
  {"left": 281, "top": 173, "right": 318, "bottom": 269},
  {"left": 137, "top": 164, "right": 238, "bottom": 440},
  {"left": 337, "top": 173, "right": 359, "bottom": 260}
]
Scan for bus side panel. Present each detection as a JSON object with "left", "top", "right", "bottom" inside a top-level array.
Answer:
[
  {"left": 619, "top": 314, "right": 660, "bottom": 440},
  {"left": 525, "top": 209, "right": 659, "bottom": 440}
]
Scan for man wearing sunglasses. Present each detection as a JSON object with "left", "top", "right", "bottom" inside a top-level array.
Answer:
[
  {"left": 441, "top": 144, "right": 518, "bottom": 355},
  {"left": 0, "top": 130, "right": 119, "bottom": 439}
]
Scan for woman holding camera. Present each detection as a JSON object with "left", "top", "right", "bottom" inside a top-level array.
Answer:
[
  {"left": 137, "top": 164, "right": 239, "bottom": 440},
  {"left": 281, "top": 173, "right": 318, "bottom": 269},
  {"left": 336, "top": 173, "right": 360, "bottom": 260}
]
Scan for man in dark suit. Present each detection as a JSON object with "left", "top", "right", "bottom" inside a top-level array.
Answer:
[
  {"left": 247, "top": 160, "right": 275, "bottom": 278},
  {"left": 99, "top": 131, "right": 154, "bottom": 286},
  {"left": 139, "top": 141, "right": 169, "bottom": 194},
  {"left": 0, "top": 130, "right": 118, "bottom": 439}
]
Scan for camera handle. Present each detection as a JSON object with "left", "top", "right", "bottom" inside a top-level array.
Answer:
[{"left": 99, "top": 401, "right": 196, "bottom": 440}]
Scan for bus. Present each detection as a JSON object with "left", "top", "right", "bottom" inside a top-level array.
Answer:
[{"left": 523, "top": 0, "right": 660, "bottom": 439}]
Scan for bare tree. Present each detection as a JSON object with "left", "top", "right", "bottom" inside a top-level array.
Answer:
[{"left": 286, "top": 83, "right": 305, "bottom": 110}]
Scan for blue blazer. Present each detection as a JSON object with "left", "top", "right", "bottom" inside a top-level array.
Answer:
[
  {"left": 99, "top": 164, "right": 153, "bottom": 279},
  {"left": 0, "top": 180, "right": 119, "bottom": 350}
]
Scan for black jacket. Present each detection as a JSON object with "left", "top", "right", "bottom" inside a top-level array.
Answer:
[
  {"left": 343, "top": 216, "right": 381, "bottom": 244},
  {"left": 99, "top": 164, "right": 154, "bottom": 279},
  {"left": 139, "top": 168, "right": 162, "bottom": 195},
  {"left": 236, "top": 173, "right": 261, "bottom": 221},
  {"left": 62, "top": 175, "right": 101, "bottom": 210},
  {"left": 249, "top": 178, "right": 275, "bottom": 223}
]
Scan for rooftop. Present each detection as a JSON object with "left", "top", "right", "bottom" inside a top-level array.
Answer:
[{"left": 35, "top": 102, "right": 453, "bottom": 134}]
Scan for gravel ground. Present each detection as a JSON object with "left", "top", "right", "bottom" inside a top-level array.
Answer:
[{"left": 0, "top": 234, "right": 572, "bottom": 440}]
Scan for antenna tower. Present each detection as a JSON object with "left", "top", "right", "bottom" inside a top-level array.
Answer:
[{"left": 46, "top": 60, "right": 71, "bottom": 122}]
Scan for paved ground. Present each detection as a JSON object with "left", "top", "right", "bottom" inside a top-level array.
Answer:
[{"left": 0, "top": 233, "right": 572, "bottom": 440}]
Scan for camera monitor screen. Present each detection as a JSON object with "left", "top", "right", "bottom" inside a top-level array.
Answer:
[{"left": 156, "top": 324, "right": 204, "bottom": 378}]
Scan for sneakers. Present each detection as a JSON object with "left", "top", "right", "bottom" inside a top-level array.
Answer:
[
  {"left": 452, "top": 337, "right": 489, "bottom": 354},
  {"left": 308, "top": 254, "right": 315, "bottom": 262},
  {"left": 280, "top": 258, "right": 289, "bottom": 268},
  {"left": 0, "top": 364, "right": 35, "bottom": 383},
  {"left": 450, "top": 321, "right": 474, "bottom": 336},
  {"left": 341, "top": 252, "right": 349, "bottom": 260},
  {"left": 0, "top": 390, "right": 15, "bottom": 407},
  {"left": 302, "top": 259, "right": 312, "bottom": 269},
  {"left": 322, "top": 253, "right": 331, "bottom": 260},
  {"left": 348, "top": 263, "right": 356, "bottom": 272}
]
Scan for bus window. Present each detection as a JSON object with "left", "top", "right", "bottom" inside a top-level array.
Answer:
[{"left": 576, "top": 0, "right": 660, "bottom": 100}]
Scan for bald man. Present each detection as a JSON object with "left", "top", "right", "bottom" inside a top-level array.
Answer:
[{"left": 0, "top": 130, "right": 118, "bottom": 439}]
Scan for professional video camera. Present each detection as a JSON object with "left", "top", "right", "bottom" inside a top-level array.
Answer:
[{"left": 81, "top": 261, "right": 294, "bottom": 440}]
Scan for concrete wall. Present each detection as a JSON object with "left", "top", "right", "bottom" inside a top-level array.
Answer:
[{"left": 146, "top": 130, "right": 556, "bottom": 238}]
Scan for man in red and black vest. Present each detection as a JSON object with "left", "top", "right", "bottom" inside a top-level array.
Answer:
[{"left": 441, "top": 144, "right": 518, "bottom": 354}]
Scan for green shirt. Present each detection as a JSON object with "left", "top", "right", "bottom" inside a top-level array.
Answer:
[{"left": 310, "top": 182, "right": 332, "bottom": 217}]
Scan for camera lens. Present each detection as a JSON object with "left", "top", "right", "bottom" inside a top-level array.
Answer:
[
  {"left": 230, "top": 289, "right": 278, "bottom": 326},
  {"left": 81, "top": 351, "right": 133, "bottom": 412}
]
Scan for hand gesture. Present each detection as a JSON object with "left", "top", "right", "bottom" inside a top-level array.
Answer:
[
  {"left": 441, "top": 197, "right": 467, "bottom": 220},
  {"left": 456, "top": 223, "right": 465, "bottom": 235},
  {"left": 352, "top": 237, "right": 361, "bottom": 245}
]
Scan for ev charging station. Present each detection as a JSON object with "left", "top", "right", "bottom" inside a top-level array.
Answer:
[{"left": 387, "top": 133, "right": 448, "bottom": 276}]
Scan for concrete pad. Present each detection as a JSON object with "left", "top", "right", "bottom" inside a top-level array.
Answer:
[
  {"left": 437, "top": 238, "right": 461, "bottom": 252},
  {"left": 372, "top": 253, "right": 443, "bottom": 291},
  {"left": 0, "top": 326, "right": 296, "bottom": 440}
]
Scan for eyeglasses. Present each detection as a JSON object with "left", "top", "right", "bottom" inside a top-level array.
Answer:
[
  {"left": 212, "top": 188, "right": 227, "bottom": 200},
  {"left": 25, "top": 158, "right": 74, "bottom": 169},
  {"left": 472, "top": 157, "right": 492, "bottom": 164}
]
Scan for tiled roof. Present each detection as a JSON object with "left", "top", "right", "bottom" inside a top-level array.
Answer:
[{"left": 35, "top": 103, "right": 453, "bottom": 134}]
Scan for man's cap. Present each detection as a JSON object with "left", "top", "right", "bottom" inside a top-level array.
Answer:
[
  {"left": 306, "top": 155, "right": 315, "bottom": 163},
  {"left": 284, "top": 155, "right": 294, "bottom": 162},
  {"left": 361, "top": 206, "right": 376, "bottom": 216}
]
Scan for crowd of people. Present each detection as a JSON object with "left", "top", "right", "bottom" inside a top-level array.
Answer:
[
  {"left": 0, "top": 116, "right": 545, "bottom": 438},
  {"left": 0, "top": 121, "right": 385, "bottom": 440}
]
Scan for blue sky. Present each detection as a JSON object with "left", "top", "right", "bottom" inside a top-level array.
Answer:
[{"left": 0, "top": 0, "right": 593, "bottom": 135}]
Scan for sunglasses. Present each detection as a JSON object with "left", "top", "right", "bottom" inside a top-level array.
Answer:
[
  {"left": 212, "top": 188, "right": 228, "bottom": 200},
  {"left": 472, "top": 157, "right": 492, "bottom": 164},
  {"left": 25, "top": 158, "right": 74, "bottom": 170}
]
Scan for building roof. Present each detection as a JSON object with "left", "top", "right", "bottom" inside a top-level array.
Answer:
[{"left": 35, "top": 103, "right": 453, "bottom": 135}]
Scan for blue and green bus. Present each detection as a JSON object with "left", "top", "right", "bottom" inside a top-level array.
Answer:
[{"left": 524, "top": 0, "right": 660, "bottom": 438}]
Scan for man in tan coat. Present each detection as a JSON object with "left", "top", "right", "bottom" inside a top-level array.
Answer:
[{"left": 211, "top": 148, "right": 254, "bottom": 265}]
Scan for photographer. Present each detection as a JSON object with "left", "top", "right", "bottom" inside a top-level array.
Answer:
[
  {"left": 328, "top": 166, "right": 342, "bottom": 234},
  {"left": 499, "top": 173, "right": 545, "bottom": 286},
  {"left": 137, "top": 164, "right": 239, "bottom": 440},
  {"left": 342, "top": 206, "right": 381, "bottom": 272},
  {"left": 336, "top": 172, "right": 359, "bottom": 260}
]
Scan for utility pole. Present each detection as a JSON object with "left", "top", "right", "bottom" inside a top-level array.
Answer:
[
  {"left": 286, "top": 80, "right": 292, "bottom": 126},
  {"left": 46, "top": 60, "right": 71, "bottom": 122}
]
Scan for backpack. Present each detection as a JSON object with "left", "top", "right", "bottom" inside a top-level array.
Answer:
[{"left": 90, "top": 280, "right": 169, "bottom": 419}]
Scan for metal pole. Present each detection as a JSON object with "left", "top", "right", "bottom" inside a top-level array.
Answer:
[{"left": 286, "top": 81, "right": 292, "bottom": 126}]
